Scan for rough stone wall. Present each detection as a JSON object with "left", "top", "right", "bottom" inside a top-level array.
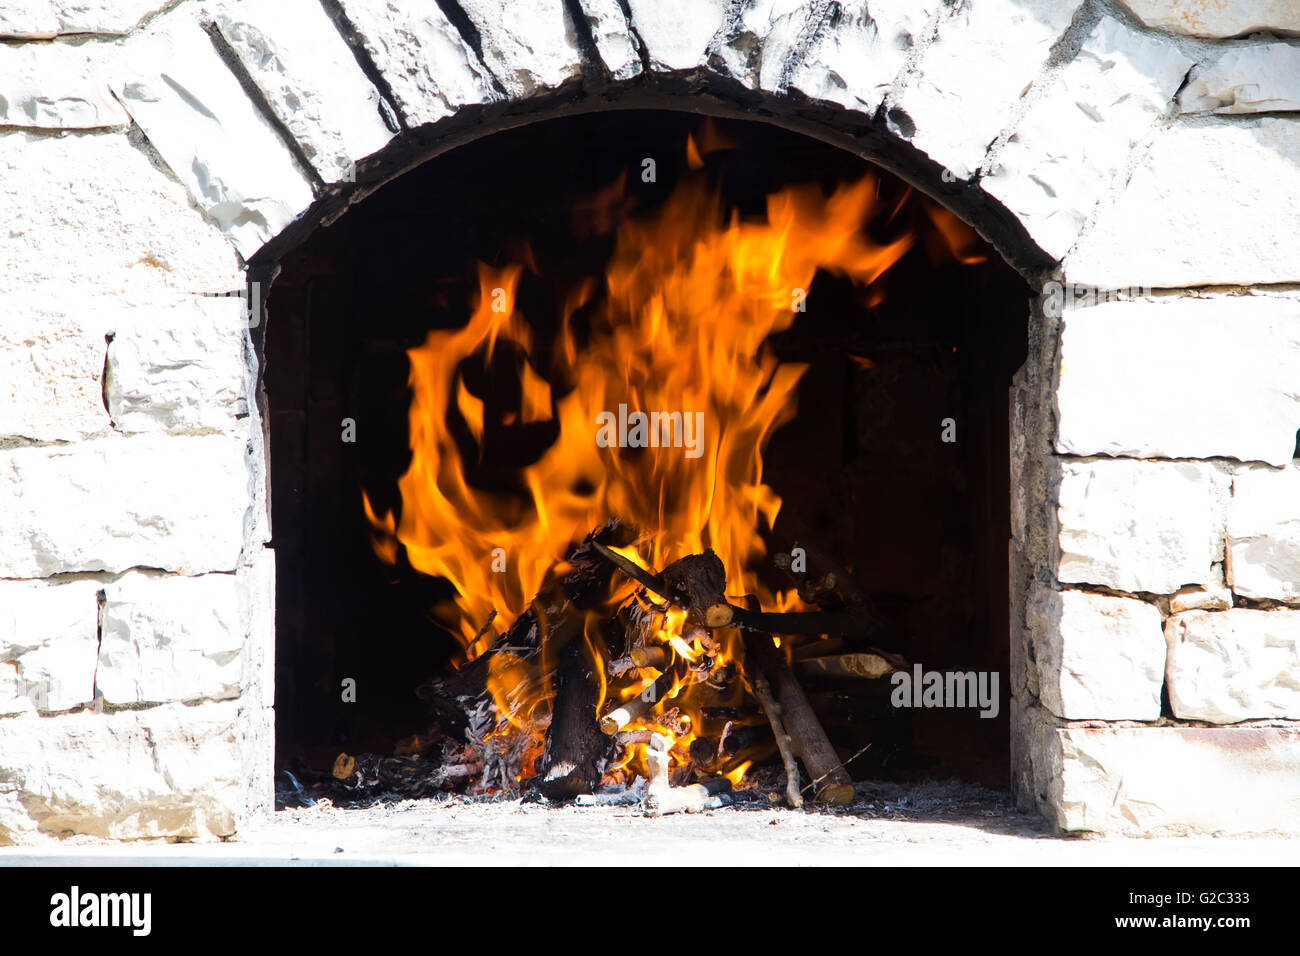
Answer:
[{"left": 0, "top": 0, "right": 1297, "bottom": 839}]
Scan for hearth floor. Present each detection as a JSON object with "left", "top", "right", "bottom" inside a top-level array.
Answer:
[{"left": 2, "top": 780, "right": 1296, "bottom": 865}]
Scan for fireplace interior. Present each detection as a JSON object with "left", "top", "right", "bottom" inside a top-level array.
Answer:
[{"left": 264, "top": 111, "right": 1031, "bottom": 805}]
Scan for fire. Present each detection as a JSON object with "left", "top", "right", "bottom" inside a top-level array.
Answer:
[{"left": 364, "top": 133, "right": 982, "bottom": 790}]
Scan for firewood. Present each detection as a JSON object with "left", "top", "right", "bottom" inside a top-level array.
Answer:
[
  {"left": 795, "top": 651, "right": 906, "bottom": 682},
  {"left": 419, "top": 523, "right": 630, "bottom": 737},
  {"left": 743, "top": 630, "right": 856, "bottom": 806},
  {"left": 537, "top": 623, "right": 611, "bottom": 800},
  {"left": 599, "top": 666, "right": 681, "bottom": 734},
  {"left": 613, "top": 729, "right": 655, "bottom": 749},
  {"left": 659, "top": 551, "right": 733, "bottom": 627},
  {"left": 589, "top": 539, "right": 891, "bottom": 640},
  {"left": 749, "top": 672, "right": 803, "bottom": 809},
  {"left": 607, "top": 655, "right": 639, "bottom": 678},
  {"left": 630, "top": 645, "right": 669, "bottom": 669}
]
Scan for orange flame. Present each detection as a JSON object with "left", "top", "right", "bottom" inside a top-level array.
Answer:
[{"left": 366, "top": 151, "right": 983, "bottom": 788}]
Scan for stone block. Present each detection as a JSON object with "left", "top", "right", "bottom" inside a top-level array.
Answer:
[
  {"left": 1055, "top": 293, "right": 1300, "bottom": 467},
  {"left": 1057, "top": 458, "right": 1228, "bottom": 594},
  {"left": 217, "top": 0, "right": 395, "bottom": 184}
]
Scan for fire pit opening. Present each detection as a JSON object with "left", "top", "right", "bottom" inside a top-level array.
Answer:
[{"left": 264, "top": 110, "right": 1030, "bottom": 808}]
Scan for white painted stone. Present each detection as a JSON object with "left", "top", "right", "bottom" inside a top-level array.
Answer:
[
  {"left": 783, "top": 0, "right": 936, "bottom": 110},
  {"left": 709, "top": 0, "right": 817, "bottom": 91},
  {"left": 0, "top": 434, "right": 249, "bottom": 577},
  {"left": 1027, "top": 587, "right": 1165, "bottom": 720},
  {"left": 0, "top": 130, "right": 242, "bottom": 295},
  {"left": 579, "top": 0, "right": 641, "bottom": 80},
  {"left": 217, "top": 0, "right": 395, "bottom": 184},
  {"left": 0, "top": 39, "right": 128, "bottom": 129},
  {"left": 1228, "top": 464, "right": 1300, "bottom": 603},
  {"left": 1179, "top": 44, "right": 1300, "bottom": 115},
  {"left": 0, "top": 702, "right": 246, "bottom": 841},
  {"left": 105, "top": 294, "right": 249, "bottom": 434},
  {"left": 1166, "top": 609, "right": 1300, "bottom": 722},
  {"left": 1053, "top": 726, "right": 1300, "bottom": 834},
  {"left": 115, "top": 15, "right": 317, "bottom": 258},
  {"left": 983, "top": 17, "right": 1191, "bottom": 259},
  {"left": 1118, "top": 0, "right": 1300, "bottom": 38},
  {"left": 1170, "top": 584, "right": 1233, "bottom": 613},
  {"left": 98, "top": 570, "right": 244, "bottom": 705},
  {"left": 335, "top": 0, "right": 498, "bottom": 127},
  {"left": 625, "top": 0, "right": 729, "bottom": 72},
  {"left": 1057, "top": 459, "right": 1229, "bottom": 594},
  {"left": 456, "top": 0, "right": 583, "bottom": 96},
  {"left": 0, "top": 579, "right": 100, "bottom": 716},
  {"left": 1055, "top": 293, "right": 1300, "bottom": 467},
  {"left": 890, "top": 0, "right": 1084, "bottom": 180},
  {"left": 239, "top": 547, "right": 276, "bottom": 711},
  {"left": 0, "top": 0, "right": 171, "bottom": 37},
  {"left": 1066, "top": 118, "right": 1300, "bottom": 287},
  {"left": 0, "top": 296, "right": 112, "bottom": 442},
  {"left": 237, "top": 702, "right": 275, "bottom": 822}
]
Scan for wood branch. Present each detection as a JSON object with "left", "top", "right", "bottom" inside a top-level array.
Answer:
[
  {"left": 749, "top": 673, "right": 803, "bottom": 809},
  {"left": 599, "top": 666, "right": 680, "bottom": 734},
  {"left": 590, "top": 540, "right": 892, "bottom": 640},
  {"left": 607, "top": 655, "right": 639, "bottom": 678},
  {"left": 659, "top": 551, "right": 732, "bottom": 627},
  {"left": 795, "top": 651, "right": 907, "bottom": 682},
  {"left": 613, "top": 729, "right": 655, "bottom": 749},
  {"left": 630, "top": 645, "right": 669, "bottom": 669},
  {"left": 743, "top": 630, "right": 856, "bottom": 806}
]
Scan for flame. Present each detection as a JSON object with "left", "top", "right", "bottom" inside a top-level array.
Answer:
[{"left": 366, "top": 139, "right": 984, "bottom": 789}]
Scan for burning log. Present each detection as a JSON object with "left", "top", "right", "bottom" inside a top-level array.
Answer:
[
  {"left": 607, "top": 655, "right": 639, "bottom": 678},
  {"left": 590, "top": 540, "right": 891, "bottom": 640},
  {"left": 743, "top": 630, "right": 856, "bottom": 806},
  {"left": 537, "top": 625, "right": 611, "bottom": 800},
  {"left": 599, "top": 666, "right": 681, "bottom": 734},
  {"left": 630, "top": 645, "right": 669, "bottom": 669},
  {"left": 642, "top": 733, "right": 732, "bottom": 816},
  {"left": 613, "top": 729, "right": 655, "bottom": 749},
  {"left": 660, "top": 551, "right": 733, "bottom": 627}
]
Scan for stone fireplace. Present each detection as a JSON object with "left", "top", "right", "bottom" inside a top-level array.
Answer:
[{"left": 2, "top": 0, "right": 1298, "bottom": 843}]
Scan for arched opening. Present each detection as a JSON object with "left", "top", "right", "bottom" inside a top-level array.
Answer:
[{"left": 263, "top": 109, "right": 1030, "bottom": 804}]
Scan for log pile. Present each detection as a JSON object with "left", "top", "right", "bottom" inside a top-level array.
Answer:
[{"left": 328, "top": 522, "right": 910, "bottom": 813}]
